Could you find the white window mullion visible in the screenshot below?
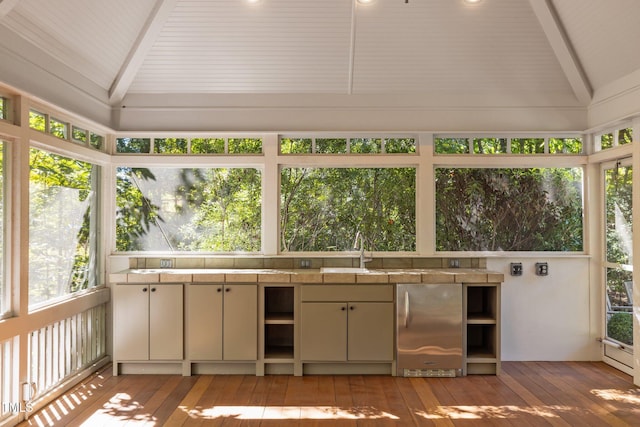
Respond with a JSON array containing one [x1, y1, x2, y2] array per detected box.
[[263, 133, 279, 255], [417, 132, 434, 255]]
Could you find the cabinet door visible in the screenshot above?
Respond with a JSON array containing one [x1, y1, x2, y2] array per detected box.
[[348, 302, 394, 361], [149, 284, 183, 360], [187, 284, 223, 360], [300, 302, 347, 361], [222, 285, 258, 360], [113, 285, 150, 361]]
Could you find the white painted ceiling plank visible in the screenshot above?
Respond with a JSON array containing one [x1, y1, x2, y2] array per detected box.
[[109, 0, 180, 104], [528, 0, 592, 105], [0, 0, 20, 17]]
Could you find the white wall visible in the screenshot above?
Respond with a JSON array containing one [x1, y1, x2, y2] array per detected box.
[[487, 256, 601, 362]]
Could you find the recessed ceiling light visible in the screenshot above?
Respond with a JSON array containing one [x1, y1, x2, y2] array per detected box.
[[463, 0, 483, 4], [357, 0, 375, 4]]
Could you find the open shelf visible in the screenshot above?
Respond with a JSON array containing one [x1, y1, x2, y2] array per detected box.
[[466, 324, 497, 358], [464, 284, 500, 375], [263, 286, 295, 363], [264, 313, 294, 324], [466, 286, 497, 320]]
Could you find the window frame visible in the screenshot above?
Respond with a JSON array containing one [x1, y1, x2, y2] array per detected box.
[[28, 145, 101, 310], [111, 132, 592, 257], [433, 146, 589, 255]]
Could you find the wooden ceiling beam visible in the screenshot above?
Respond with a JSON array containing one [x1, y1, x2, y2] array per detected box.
[[528, 0, 592, 105]]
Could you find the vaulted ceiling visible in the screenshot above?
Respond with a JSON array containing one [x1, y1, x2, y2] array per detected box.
[[1, 0, 639, 131]]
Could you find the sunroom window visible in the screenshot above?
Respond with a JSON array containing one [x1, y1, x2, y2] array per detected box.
[[29, 148, 98, 308], [116, 167, 261, 252], [280, 167, 416, 252], [435, 167, 584, 251]]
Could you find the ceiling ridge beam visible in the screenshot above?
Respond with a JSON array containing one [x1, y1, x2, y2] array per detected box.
[[528, 0, 592, 105], [0, 0, 20, 18], [108, 0, 179, 105]]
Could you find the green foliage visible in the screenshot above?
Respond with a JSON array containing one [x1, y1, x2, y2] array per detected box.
[[350, 138, 381, 154], [115, 168, 163, 251], [281, 138, 312, 154], [116, 138, 151, 153], [191, 138, 225, 154], [316, 138, 347, 154], [607, 312, 633, 346], [29, 110, 46, 132], [281, 138, 415, 154], [435, 168, 583, 251], [618, 128, 633, 145], [228, 138, 262, 154], [605, 166, 633, 264], [89, 133, 103, 150], [281, 168, 416, 252], [29, 148, 96, 304], [473, 138, 507, 154], [549, 137, 582, 154], [511, 138, 544, 154], [154, 138, 187, 154], [385, 138, 416, 153], [72, 126, 87, 143], [601, 133, 614, 149], [49, 118, 68, 139], [435, 138, 469, 154], [116, 167, 261, 251], [176, 168, 261, 251]]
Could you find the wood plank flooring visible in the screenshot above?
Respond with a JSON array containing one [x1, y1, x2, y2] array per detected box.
[[18, 362, 639, 426]]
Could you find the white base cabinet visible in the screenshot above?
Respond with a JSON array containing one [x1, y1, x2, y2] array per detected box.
[[113, 284, 184, 374], [300, 285, 394, 364], [186, 284, 257, 361]]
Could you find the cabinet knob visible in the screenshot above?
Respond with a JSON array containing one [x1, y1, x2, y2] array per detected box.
[[350, 305, 355, 310], [151, 287, 156, 292], [217, 288, 222, 292], [225, 287, 230, 292], [341, 306, 346, 311], [142, 287, 148, 292]]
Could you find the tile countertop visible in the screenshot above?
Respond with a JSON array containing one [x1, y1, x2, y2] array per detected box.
[[110, 268, 504, 285]]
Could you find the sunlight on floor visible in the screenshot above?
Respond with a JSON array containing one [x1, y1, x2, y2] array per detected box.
[[25, 384, 640, 425], [591, 388, 640, 405], [28, 391, 158, 427], [189, 405, 399, 420], [415, 404, 575, 420]]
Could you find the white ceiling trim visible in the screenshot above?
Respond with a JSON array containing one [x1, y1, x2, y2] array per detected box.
[[0, 0, 19, 18], [528, 0, 592, 105], [108, 0, 179, 105]]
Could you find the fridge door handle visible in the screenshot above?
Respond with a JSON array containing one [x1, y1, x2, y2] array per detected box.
[[404, 290, 410, 328]]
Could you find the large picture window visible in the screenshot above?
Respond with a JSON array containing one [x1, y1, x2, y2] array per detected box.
[[116, 167, 261, 252], [29, 148, 98, 307], [435, 167, 583, 251], [280, 167, 416, 252]]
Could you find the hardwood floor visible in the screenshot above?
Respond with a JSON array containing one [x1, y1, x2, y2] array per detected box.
[[18, 362, 639, 426]]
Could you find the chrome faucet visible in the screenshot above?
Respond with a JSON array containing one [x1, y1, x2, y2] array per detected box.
[[353, 231, 373, 269]]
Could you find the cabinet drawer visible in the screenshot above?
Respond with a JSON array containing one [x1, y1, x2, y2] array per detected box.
[[301, 285, 393, 302]]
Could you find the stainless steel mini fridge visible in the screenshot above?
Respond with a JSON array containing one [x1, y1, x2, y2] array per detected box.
[[396, 283, 463, 377]]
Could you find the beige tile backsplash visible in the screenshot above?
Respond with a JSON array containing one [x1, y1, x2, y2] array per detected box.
[[128, 256, 487, 270]]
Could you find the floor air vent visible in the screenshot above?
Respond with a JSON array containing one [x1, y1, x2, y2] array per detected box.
[[402, 368, 458, 378]]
